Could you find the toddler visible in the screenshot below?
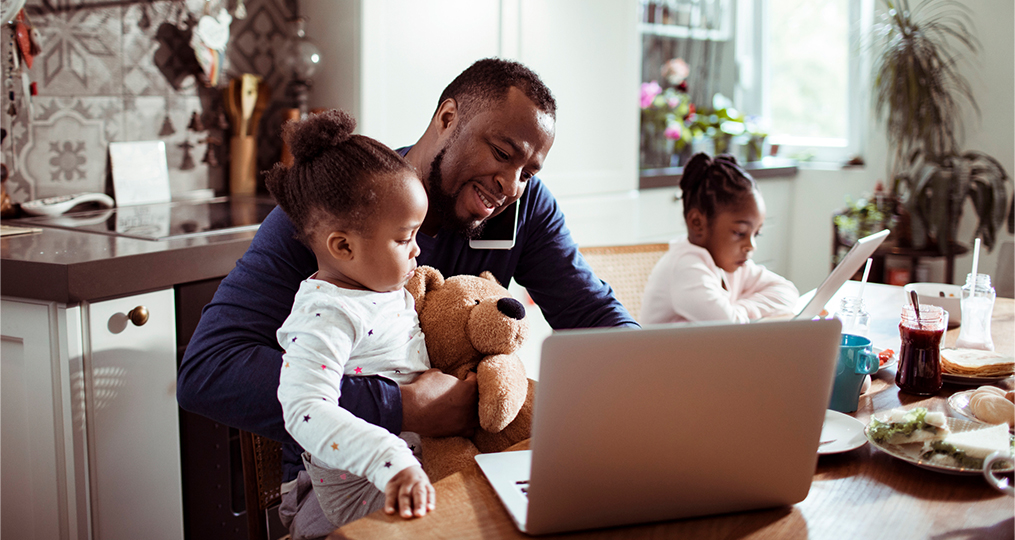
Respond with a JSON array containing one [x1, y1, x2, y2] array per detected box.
[[266, 110, 434, 533], [641, 153, 799, 324]]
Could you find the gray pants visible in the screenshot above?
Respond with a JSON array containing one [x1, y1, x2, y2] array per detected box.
[[279, 433, 422, 540]]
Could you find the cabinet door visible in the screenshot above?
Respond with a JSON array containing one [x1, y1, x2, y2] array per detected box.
[[754, 178, 793, 276], [637, 187, 686, 243], [1, 299, 86, 540], [516, 0, 641, 198], [86, 289, 183, 540]]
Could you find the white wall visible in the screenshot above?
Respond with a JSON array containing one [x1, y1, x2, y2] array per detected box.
[[787, 0, 1014, 291], [301, 0, 1013, 293]]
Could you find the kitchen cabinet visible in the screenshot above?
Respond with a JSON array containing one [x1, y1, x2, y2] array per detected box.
[[753, 177, 793, 276], [303, 0, 641, 200], [1, 289, 183, 540]]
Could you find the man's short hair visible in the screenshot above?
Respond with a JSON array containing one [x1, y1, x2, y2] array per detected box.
[[436, 58, 557, 121]]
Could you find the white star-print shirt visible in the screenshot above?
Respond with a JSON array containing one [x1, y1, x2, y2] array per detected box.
[[277, 277, 430, 492]]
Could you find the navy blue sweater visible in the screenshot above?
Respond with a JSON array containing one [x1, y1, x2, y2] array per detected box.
[[177, 171, 637, 481]]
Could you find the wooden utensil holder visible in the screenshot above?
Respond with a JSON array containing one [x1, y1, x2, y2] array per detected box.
[[230, 135, 257, 196]]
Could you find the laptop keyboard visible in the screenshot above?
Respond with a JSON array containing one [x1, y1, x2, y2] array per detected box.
[[516, 479, 529, 498]]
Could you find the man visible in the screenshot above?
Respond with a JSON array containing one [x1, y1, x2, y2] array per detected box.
[[177, 58, 636, 537]]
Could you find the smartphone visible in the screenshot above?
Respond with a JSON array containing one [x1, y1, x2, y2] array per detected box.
[[469, 201, 519, 250]]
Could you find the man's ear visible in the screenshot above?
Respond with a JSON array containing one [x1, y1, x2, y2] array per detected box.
[[433, 98, 459, 137], [326, 231, 354, 261]]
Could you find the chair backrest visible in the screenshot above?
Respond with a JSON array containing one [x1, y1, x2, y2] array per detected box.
[[579, 243, 669, 323], [239, 430, 283, 540]]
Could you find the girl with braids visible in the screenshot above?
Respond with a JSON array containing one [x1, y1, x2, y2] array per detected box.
[[267, 109, 435, 534], [640, 153, 799, 324]]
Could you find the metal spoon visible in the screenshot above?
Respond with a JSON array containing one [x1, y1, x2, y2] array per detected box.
[[909, 289, 922, 328]]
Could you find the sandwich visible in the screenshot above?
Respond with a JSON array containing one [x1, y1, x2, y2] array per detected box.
[[921, 423, 1013, 469], [868, 407, 950, 445], [870, 407, 1014, 469]]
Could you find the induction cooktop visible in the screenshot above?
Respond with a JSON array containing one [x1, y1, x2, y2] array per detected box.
[[14, 196, 277, 241]]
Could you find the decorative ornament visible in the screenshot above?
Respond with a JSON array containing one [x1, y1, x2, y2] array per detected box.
[[187, 111, 205, 132], [201, 136, 221, 167], [190, 8, 231, 87], [159, 114, 176, 136], [178, 140, 195, 170], [13, 17, 32, 69]]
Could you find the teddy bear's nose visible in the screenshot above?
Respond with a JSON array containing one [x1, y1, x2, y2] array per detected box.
[[496, 297, 525, 320]]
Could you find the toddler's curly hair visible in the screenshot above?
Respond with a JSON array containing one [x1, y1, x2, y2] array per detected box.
[[264, 109, 413, 244], [679, 152, 757, 220]]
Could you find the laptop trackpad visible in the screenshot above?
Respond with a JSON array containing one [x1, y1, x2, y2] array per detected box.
[[475, 450, 532, 532]]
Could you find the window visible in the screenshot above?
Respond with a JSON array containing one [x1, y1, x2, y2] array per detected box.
[[735, 0, 872, 163]]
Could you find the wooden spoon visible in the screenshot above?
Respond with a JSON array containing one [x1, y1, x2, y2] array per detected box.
[[248, 80, 271, 136], [238, 73, 260, 138], [223, 78, 241, 136]]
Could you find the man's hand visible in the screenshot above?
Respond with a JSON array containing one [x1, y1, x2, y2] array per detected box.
[[400, 369, 479, 437], [384, 465, 435, 518]]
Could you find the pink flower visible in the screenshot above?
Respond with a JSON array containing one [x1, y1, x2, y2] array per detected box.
[[640, 81, 662, 109], [666, 95, 682, 109], [664, 123, 682, 140], [662, 58, 690, 86]]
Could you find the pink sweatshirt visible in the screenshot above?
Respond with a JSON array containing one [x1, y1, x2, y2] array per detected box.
[[640, 236, 799, 324]]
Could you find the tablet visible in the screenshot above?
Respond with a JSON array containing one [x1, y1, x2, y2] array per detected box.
[[794, 229, 890, 319]]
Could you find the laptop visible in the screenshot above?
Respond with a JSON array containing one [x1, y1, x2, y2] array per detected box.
[[793, 229, 890, 320], [475, 318, 842, 535]]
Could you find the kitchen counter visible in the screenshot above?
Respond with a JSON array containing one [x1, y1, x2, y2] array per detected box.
[[1, 197, 272, 304]]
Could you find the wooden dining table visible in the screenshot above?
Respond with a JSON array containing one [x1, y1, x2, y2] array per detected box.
[[331, 282, 1014, 539]]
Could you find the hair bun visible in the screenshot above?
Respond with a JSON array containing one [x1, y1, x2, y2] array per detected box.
[[284, 109, 357, 163]]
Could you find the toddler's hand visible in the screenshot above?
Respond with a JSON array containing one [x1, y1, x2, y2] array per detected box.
[[384, 465, 435, 519]]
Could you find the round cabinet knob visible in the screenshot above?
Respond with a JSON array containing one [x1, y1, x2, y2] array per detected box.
[[127, 306, 149, 326]]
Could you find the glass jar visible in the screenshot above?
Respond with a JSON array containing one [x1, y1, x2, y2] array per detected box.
[[835, 297, 870, 338], [955, 273, 995, 351], [896, 304, 947, 395]]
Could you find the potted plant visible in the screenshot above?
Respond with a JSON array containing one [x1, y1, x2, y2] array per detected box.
[[871, 0, 1011, 254], [639, 80, 692, 169]]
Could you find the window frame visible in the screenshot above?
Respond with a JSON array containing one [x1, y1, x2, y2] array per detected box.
[[734, 0, 874, 164]]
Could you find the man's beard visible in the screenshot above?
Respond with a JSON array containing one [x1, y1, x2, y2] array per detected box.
[[426, 147, 486, 239]]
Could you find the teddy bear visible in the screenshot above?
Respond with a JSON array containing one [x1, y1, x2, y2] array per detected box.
[[406, 265, 535, 482]]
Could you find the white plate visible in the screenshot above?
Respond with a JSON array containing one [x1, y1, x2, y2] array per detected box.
[[942, 372, 1014, 386], [873, 347, 897, 373], [948, 389, 1015, 432], [865, 417, 1015, 475], [818, 410, 868, 455]]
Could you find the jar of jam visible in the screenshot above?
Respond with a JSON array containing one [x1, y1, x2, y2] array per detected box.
[[896, 304, 947, 395]]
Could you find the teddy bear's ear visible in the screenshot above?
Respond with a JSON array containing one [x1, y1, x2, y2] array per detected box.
[[478, 271, 501, 287], [406, 266, 444, 314]]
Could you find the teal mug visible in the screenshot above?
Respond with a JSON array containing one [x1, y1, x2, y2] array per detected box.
[[829, 334, 879, 413]]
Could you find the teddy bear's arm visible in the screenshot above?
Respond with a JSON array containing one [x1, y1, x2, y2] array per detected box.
[[476, 353, 529, 433]]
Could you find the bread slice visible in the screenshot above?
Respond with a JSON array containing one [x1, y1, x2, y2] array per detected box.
[[943, 423, 1011, 459]]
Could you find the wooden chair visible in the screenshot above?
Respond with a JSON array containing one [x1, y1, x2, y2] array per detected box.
[[579, 243, 669, 322], [239, 430, 284, 540]]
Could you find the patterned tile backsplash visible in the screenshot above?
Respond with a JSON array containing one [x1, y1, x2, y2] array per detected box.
[[1, 0, 298, 203]]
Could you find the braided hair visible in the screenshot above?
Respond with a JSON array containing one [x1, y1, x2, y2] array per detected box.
[[679, 153, 757, 220], [264, 109, 413, 245], [436, 58, 557, 122]]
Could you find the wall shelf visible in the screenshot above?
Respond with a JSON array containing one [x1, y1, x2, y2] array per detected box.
[[639, 22, 729, 41], [639, 157, 798, 190]]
